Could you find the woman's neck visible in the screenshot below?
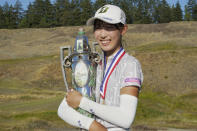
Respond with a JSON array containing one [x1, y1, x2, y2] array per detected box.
[[105, 46, 122, 61]]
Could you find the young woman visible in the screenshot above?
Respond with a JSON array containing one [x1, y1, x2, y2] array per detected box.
[[58, 4, 143, 131]]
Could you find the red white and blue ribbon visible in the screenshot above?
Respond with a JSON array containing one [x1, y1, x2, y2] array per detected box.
[[100, 47, 126, 99]]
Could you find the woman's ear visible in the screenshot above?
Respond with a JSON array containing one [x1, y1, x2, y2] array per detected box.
[[121, 24, 128, 35]]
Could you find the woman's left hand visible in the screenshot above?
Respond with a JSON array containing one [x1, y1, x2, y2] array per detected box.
[[66, 89, 82, 109]]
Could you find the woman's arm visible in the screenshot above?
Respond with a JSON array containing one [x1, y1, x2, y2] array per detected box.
[[66, 86, 138, 129], [58, 97, 107, 131]]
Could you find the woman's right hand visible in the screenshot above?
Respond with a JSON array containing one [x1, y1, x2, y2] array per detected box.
[[89, 120, 107, 131]]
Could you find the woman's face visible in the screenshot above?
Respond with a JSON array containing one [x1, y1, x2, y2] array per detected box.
[[94, 20, 127, 56]]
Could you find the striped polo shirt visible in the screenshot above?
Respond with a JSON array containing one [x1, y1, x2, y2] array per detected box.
[[95, 49, 143, 131]]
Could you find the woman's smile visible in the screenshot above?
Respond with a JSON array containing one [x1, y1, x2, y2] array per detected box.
[[100, 39, 111, 46]]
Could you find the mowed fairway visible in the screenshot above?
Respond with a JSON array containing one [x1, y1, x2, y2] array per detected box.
[[0, 56, 77, 130], [0, 22, 197, 130]]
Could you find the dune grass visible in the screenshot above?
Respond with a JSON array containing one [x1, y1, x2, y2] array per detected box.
[[0, 22, 197, 130], [0, 79, 69, 130], [134, 89, 197, 128], [1, 76, 196, 130], [127, 41, 197, 53]]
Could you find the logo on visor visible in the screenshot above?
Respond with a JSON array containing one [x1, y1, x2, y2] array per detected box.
[[98, 6, 109, 13]]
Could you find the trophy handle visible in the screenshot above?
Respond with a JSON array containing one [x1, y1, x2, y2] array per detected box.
[[60, 46, 72, 92], [92, 42, 99, 53], [92, 42, 101, 63]]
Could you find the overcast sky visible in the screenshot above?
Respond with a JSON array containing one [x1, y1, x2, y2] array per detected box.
[[0, 0, 188, 10]]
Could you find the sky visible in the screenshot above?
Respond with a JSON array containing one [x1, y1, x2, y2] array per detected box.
[[0, 0, 188, 10]]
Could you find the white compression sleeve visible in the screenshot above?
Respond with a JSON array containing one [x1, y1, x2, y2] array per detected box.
[[57, 98, 94, 130], [79, 94, 138, 129]]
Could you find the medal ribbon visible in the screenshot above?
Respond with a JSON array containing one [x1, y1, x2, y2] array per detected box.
[[100, 47, 125, 99]]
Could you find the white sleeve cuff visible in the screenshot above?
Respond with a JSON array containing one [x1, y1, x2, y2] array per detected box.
[[57, 98, 94, 130], [79, 95, 138, 129]]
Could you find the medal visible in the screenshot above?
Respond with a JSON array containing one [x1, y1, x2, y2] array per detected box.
[[100, 47, 125, 99]]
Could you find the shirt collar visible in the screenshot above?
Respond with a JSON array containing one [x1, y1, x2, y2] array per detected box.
[[104, 48, 122, 63]]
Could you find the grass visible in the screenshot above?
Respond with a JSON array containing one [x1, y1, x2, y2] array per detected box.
[[0, 55, 56, 65], [0, 74, 196, 130], [0, 78, 68, 130], [134, 89, 197, 128], [0, 22, 197, 130], [127, 41, 197, 53], [0, 55, 72, 130]]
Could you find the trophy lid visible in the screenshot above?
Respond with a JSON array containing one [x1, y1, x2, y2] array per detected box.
[[73, 28, 91, 53], [78, 28, 85, 36]]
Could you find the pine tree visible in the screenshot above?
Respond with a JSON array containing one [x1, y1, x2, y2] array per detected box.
[[31, 0, 45, 27], [94, 0, 108, 11], [149, 0, 159, 22], [133, 0, 152, 24], [171, 4, 176, 21], [156, 0, 171, 23], [1, 2, 16, 28], [54, 0, 67, 26], [8, 5, 17, 28], [184, 5, 191, 21], [80, 0, 93, 25], [152, 0, 161, 23], [2, 2, 10, 28], [112, 0, 121, 6], [41, 0, 54, 27], [62, 0, 73, 26], [69, 0, 81, 26], [171, 2, 183, 21], [120, 0, 134, 24], [25, 3, 34, 27], [187, 0, 196, 20], [0, 6, 4, 28], [143, 0, 153, 24], [39, 17, 48, 27], [193, 4, 197, 20], [13, 0, 23, 28], [134, 0, 143, 23]]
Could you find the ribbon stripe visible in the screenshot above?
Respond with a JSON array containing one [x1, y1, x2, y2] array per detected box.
[[100, 48, 125, 99]]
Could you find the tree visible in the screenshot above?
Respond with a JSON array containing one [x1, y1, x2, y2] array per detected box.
[[94, 0, 108, 11], [1, 2, 16, 28], [80, 0, 93, 25], [134, 0, 143, 23], [193, 4, 197, 20], [39, 17, 48, 27], [133, 0, 152, 24], [171, 1, 183, 21], [21, 3, 34, 28], [54, 0, 70, 26], [155, 0, 171, 23], [8, 5, 16, 28], [152, 0, 161, 23], [112, 0, 121, 6], [184, 5, 191, 21], [142, 0, 153, 23], [54, 0, 66, 26], [13, 0, 23, 28], [31, 0, 45, 27], [2, 2, 10, 28], [41, 0, 54, 27], [69, 0, 81, 26], [120, 0, 134, 24], [0, 6, 4, 28], [186, 0, 196, 20]]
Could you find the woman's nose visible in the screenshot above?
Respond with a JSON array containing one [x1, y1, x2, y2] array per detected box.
[[100, 29, 107, 38]]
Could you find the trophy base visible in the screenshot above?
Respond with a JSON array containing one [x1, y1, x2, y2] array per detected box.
[[76, 108, 94, 118], [80, 129, 86, 131]]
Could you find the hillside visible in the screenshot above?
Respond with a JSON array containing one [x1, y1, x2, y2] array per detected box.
[[0, 22, 197, 130]]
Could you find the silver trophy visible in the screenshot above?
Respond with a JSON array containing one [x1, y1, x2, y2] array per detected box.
[[60, 28, 100, 118]]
